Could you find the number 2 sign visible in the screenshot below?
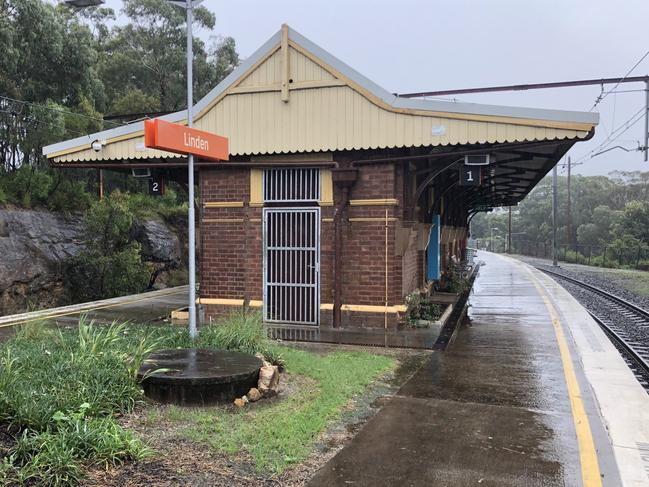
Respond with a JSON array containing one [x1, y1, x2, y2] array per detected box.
[[149, 175, 165, 196]]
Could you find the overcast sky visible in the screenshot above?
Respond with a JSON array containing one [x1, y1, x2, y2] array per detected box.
[[108, 0, 649, 176]]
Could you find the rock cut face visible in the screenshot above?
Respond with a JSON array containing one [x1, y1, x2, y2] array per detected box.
[[0, 209, 84, 315], [0, 209, 186, 316]]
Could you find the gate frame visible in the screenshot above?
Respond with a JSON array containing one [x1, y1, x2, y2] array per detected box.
[[262, 206, 321, 326]]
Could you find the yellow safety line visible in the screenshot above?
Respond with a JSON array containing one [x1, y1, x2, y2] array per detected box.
[[524, 265, 603, 487], [0, 288, 186, 329]]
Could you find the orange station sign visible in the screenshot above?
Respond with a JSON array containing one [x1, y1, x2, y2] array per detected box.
[[144, 118, 229, 161]]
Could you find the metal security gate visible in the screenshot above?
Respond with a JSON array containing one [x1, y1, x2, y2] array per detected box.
[[263, 208, 320, 325]]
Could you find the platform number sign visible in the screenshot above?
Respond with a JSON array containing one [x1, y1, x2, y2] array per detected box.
[[460, 165, 481, 186], [149, 175, 164, 196]]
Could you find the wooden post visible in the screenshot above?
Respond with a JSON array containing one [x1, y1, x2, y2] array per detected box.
[[280, 24, 290, 103], [97, 168, 104, 200]]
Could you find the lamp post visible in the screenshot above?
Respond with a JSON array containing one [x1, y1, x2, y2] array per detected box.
[[181, 0, 199, 339], [67, 0, 201, 338]]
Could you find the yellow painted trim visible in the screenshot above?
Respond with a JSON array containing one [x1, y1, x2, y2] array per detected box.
[[523, 266, 603, 487], [250, 169, 263, 206], [47, 129, 146, 159], [349, 198, 399, 206], [249, 218, 262, 222], [203, 201, 245, 208], [348, 217, 398, 223], [249, 203, 265, 208], [202, 218, 245, 223], [198, 301, 407, 312], [322, 218, 334, 223], [194, 44, 281, 120], [197, 298, 245, 306], [228, 79, 346, 95], [341, 304, 406, 313], [320, 168, 334, 206], [280, 24, 290, 102]]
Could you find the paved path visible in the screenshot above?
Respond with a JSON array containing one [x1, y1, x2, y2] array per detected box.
[[308, 252, 629, 487]]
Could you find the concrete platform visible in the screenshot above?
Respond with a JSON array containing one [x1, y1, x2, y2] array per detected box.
[[0, 286, 188, 339], [308, 252, 649, 487]]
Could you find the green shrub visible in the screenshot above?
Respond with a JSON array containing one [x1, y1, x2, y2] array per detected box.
[[0, 185, 8, 206], [404, 292, 443, 326], [11, 166, 54, 208], [165, 269, 188, 287], [47, 177, 93, 213], [65, 192, 150, 301], [198, 311, 284, 366]]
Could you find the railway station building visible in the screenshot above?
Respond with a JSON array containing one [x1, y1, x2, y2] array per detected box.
[[43, 25, 598, 329]]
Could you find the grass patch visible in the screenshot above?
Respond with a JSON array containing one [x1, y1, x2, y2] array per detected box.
[[598, 268, 649, 297], [164, 347, 395, 474], [0, 312, 287, 485]]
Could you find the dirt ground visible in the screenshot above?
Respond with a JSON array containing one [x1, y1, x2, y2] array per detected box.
[[83, 345, 429, 487]]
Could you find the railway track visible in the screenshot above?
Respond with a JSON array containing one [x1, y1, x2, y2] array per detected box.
[[538, 267, 649, 390]]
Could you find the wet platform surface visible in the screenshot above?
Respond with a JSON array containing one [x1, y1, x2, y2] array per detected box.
[[0, 286, 188, 340], [308, 252, 622, 487], [266, 324, 441, 349]]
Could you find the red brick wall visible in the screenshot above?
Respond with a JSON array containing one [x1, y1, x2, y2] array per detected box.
[[199, 162, 411, 328], [200, 168, 250, 302]]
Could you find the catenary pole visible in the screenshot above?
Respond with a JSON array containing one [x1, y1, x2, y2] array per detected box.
[[186, 0, 197, 339], [645, 80, 648, 162], [508, 206, 512, 253], [566, 156, 572, 249], [552, 164, 558, 267]]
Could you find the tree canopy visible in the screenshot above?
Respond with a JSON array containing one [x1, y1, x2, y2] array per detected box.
[[471, 170, 649, 266], [0, 0, 239, 170]]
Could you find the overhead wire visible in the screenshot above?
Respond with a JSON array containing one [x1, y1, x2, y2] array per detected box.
[[572, 105, 646, 165], [0, 95, 124, 128], [590, 49, 649, 111]]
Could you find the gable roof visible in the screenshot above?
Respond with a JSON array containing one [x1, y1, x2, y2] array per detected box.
[[43, 25, 598, 162]]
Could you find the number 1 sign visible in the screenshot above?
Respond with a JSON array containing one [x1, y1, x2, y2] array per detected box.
[[459, 165, 481, 186]]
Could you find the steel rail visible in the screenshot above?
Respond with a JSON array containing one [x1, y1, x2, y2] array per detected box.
[[538, 267, 649, 380], [539, 267, 649, 320]]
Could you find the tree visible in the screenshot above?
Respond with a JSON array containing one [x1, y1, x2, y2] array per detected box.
[[99, 0, 239, 114], [0, 0, 106, 170], [614, 200, 649, 244], [66, 193, 150, 301]]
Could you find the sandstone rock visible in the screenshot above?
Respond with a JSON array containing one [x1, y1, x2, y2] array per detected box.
[[0, 209, 84, 315], [234, 397, 246, 408], [131, 219, 181, 263], [247, 387, 262, 402], [258, 365, 280, 397], [0, 208, 186, 315], [254, 352, 271, 368]]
